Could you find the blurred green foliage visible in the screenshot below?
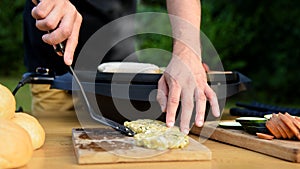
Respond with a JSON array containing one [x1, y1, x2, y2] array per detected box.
[[136, 0, 172, 67], [0, 0, 299, 105], [0, 0, 25, 76], [137, 0, 300, 105], [200, 0, 300, 104]]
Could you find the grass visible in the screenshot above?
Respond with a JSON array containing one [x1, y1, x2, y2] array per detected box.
[[0, 76, 32, 113]]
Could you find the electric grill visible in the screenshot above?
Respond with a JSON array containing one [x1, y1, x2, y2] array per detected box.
[[13, 68, 251, 125]]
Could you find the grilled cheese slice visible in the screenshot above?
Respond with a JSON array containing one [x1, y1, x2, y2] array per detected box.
[[124, 119, 189, 150]]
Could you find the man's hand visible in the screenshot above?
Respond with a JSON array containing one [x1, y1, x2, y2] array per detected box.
[[160, 0, 220, 134], [157, 42, 220, 134], [31, 0, 82, 65]]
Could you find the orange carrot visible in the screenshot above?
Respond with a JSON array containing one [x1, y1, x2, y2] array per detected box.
[[285, 112, 300, 130], [266, 120, 281, 139], [276, 115, 294, 139], [295, 116, 300, 123], [256, 133, 274, 140], [271, 114, 287, 139], [279, 113, 300, 140]]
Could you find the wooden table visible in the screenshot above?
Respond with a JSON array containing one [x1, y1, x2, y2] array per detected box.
[[20, 115, 299, 169]]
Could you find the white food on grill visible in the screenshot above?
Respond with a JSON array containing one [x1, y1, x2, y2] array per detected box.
[[124, 119, 189, 150], [98, 62, 161, 74]]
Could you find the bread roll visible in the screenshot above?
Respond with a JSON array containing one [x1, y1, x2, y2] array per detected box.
[[0, 84, 15, 120], [98, 62, 160, 74], [0, 119, 33, 168], [11, 113, 46, 150]]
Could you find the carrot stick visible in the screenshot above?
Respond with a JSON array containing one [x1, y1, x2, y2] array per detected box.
[[256, 132, 274, 140], [276, 115, 294, 139], [284, 112, 300, 130], [279, 113, 299, 140], [266, 120, 282, 139], [271, 114, 287, 139], [295, 116, 300, 123]]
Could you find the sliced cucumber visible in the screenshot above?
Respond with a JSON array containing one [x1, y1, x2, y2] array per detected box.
[[235, 117, 267, 123], [244, 126, 270, 135], [218, 121, 243, 130], [238, 121, 266, 127], [235, 117, 267, 131], [264, 114, 272, 120]]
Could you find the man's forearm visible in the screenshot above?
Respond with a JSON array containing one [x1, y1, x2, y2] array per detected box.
[[159, 1, 220, 132], [166, 0, 201, 57], [166, 0, 201, 29]]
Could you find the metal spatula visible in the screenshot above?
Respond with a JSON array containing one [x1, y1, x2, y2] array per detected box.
[[68, 65, 135, 136]]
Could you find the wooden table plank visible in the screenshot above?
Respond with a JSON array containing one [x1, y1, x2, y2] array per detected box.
[[72, 128, 211, 164], [190, 121, 300, 163], [19, 116, 300, 169]]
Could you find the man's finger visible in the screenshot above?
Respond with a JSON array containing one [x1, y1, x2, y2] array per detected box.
[[179, 89, 194, 134], [64, 13, 82, 65], [195, 88, 207, 127], [41, 10, 76, 46], [205, 84, 220, 118], [32, 0, 54, 20], [166, 78, 181, 127], [35, 2, 64, 31], [157, 76, 168, 112], [32, 0, 38, 5]]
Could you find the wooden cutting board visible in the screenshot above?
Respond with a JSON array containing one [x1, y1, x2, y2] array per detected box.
[[190, 121, 300, 163], [72, 128, 211, 164]]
